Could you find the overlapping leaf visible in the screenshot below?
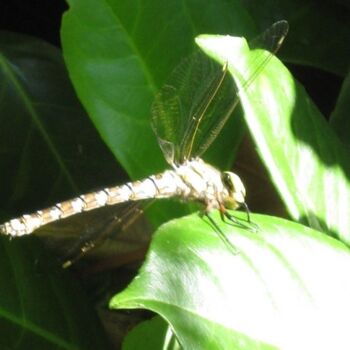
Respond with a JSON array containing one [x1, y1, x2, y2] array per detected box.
[[111, 212, 350, 349], [198, 34, 350, 244]]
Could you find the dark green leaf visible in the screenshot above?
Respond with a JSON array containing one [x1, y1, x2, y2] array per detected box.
[[0, 31, 121, 216], [122, 316, 180, 350], [0, 31, 111, 349], [0, 237, 108, 349], [244, 0, 350, 76], [330, 71, 350, 145]]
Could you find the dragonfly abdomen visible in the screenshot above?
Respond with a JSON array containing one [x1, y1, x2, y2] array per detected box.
[[0, 169, 188, 237], [0, 159, 244, 237]]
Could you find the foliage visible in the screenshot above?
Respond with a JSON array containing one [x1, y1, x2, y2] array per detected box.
[[0, 0, 349, 349]]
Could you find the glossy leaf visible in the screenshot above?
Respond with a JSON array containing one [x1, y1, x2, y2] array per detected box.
[[60, 1, 286, 228], [60, 0, 256, 180], [111, 212, 350, 349], [197, 35, 350, 244]]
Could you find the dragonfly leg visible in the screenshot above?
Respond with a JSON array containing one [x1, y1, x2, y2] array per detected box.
[[202, 211, 239, 255], [223, 209, 259, 232], [241, 201, 251, 223]]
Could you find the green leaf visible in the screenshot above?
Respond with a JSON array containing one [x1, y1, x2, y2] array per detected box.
[[122, 316, 180, 350], [0, 32, 111, 349], [0, 237, 108, 349], [111, 212, 350, 349], [61, 0, 257, 179], [197, 34, 350, 244], [60, 0, 260, 226], [330, 70, 350, 145], [0, 31, 120, 215]]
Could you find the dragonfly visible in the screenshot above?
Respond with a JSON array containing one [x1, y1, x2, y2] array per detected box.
[[0, 21, 288, 267]]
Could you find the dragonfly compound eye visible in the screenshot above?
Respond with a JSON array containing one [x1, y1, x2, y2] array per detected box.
[[222, 171, 246, 205]]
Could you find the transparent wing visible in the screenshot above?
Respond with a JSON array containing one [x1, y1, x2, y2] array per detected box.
[[34, 201, 152, 267], [151, 20, 288, 165], [151, 52, 233, 165]]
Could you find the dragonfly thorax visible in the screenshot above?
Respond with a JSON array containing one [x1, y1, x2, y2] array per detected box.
[[173, 158, 246, 212]]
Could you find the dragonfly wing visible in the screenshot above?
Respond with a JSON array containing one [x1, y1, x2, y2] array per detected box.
[[151, 21, 288, 164], [192, 20, 289, 160], [34, 201, 152, 267], [151, 50, 230, 165]]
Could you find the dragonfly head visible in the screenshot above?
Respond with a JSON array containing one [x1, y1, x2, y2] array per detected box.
[[221, 171, 246, 209]]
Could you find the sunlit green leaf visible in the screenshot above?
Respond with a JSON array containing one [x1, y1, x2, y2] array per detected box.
[[197, 34, 350, 244], [111, 212, 350, 349]]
